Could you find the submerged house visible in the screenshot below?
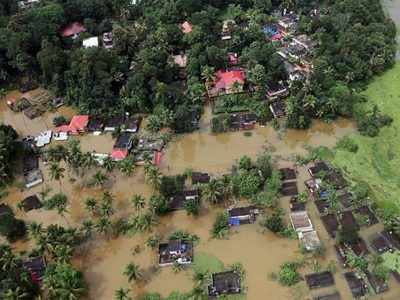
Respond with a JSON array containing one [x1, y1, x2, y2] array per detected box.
[[344, 272, 367, 298], [87, 118, 105, 135], [280, 181, 298, 196], [269, 101, 285, 118], [168, 190, 199, 211], [371, 233, 394, 254], [313, 292, 341, 300], [21, 195, 42, 212], [191, 172, 210, 184], [60, 22, 86, 40], [365, 270, 389, 294], [158, 240, 193, 266], [221, 19, 235, 40], [320, 214, 339, 238], [180, 21, 192, 34], [280, 168, 297, 181], [290, 196, 306, 212], [208, 69, 245, 98], [299, 230, 321, 251], [0, 204, 13, 216], [229, 113, 257, 131], [308, 161, 330, 177], [82, 37, 99, 48], [290, 211, 313, 233], [103, 32, 113, 49], [56, 115, 89, 135], [104, 116, 125, 132], [24, 169, 43, 189], [305, 271, 334, 289], [208, 271, 241, 297], [228, 206, 259, 225], [266, 82, 288, 99], [23, 257, 46, 284], [111, 133, 133, 161]]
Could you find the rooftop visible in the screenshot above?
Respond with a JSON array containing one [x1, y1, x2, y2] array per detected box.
[[208, 271, 241, 297], [61, 22, 86, 38], [21, 195, 42, 212]]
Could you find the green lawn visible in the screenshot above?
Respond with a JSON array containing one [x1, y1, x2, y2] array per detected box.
[[332, 63, 400, 212]]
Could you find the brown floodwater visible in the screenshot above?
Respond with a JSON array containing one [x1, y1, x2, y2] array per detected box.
[[2, 92, 399, 299]]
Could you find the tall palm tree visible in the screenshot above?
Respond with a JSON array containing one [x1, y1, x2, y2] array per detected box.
[[91, 171, 108, 188], [114, 287, 131, 300], [96, 217, 112, 236], [28, 222, 44, 240], [81, 220, 94, 239], [84, 197, 98, 215], [201, 66, 215, 85], [0, 245, 18, 272], [201, 179, 223, 204], [3, 287, 29, 300], [49, 162, 65, 191], [44, 193, 68, 221], [118, 157, 135, 176], [131, 194, 145, 211], [123, 263, 142, 282], [103, 156, 115, 173], [53, 244, 73, 263], [144, 162, 161, 190]]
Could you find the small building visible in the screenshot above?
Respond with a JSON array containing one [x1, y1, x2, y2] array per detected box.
[[180, 21, 192, 34], [313, 292, 341, 300], [292, 34, 315, 51], [172, 54, 187, 68], [23, 154, 39, 174], [325, 171, 347, 189], [51, 97, 64, 108], [0, 204, 13, 216], [104, 116, 125, 132], [228, 52, 238, 65], [18, 0, 40, 9], [290, 196, 306, 212], [228, 206, 259, 225], [83, 37, 99, 48], [34, 130, 52, 147], [320, 214, 339, 238], [371, 234, 393, 254], [344, 272, 367, 299], [353, 206, 378, 226], [221, 20, 235, 40], [7, 97, 31, 112], [266, 82, 288, 99], [277, 13, 298, 34], [24, 169, 43, 189], [314, 199, 330, 214], [208, 69, 246, 97], [280, 168, 296, 181], [24, 106, 45, 119], [158, 240, 193, 266], [299, 230, 321, 251], [337, 191, 352, 208], [53, 132, 68, 141], [281, 181, 298, 196], [208, 271, 241, 297], [60, 22, 86, 39], [168, 190, 199, 210], [23, 257, 46, 284], [87, 118, 105, 134], [102, 32, 113, 49], [308, 161, 330, 177], [305, 271, 334, 289], [365, 270, 389, 294], [381, 230, 400, 250], [114, 133, 133, 151], [111, 149, 128, 161], [192, 172, 210, 184], [91, 153, 110, 166], [304, 178, 322, 196], [290, 211, 313, 233], [56, 115, 89, 135], [21, 195, 42, 212], [269, 101, 285, 118], [339, 211, 359, 232], [123, 117, 141, 133]]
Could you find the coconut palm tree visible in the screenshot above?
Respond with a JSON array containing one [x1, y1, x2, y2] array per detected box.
[[201, 66, 215, 86], [103, 156, 115, 173], [131, 194, 146, 211], [144, 162, 161, 190], [52, 244, 73, 263], [46, 145, 68, 162], [91, 171, 108, 188], [114, 288, 131, 300], [84, 197, 98, 215], [118, 157, 135, 176], [27, 222, 44, 240], [3, 287, 29, 300], [49, 162, 65, 191], [0, 245, 18, 272], [123, 262, 142, 282], [201, 179, 223, 204], [100, 192, 114, 217], [44, 193, 69, 222], [80, 220, 94, 239], [96, 217, 112, 236]]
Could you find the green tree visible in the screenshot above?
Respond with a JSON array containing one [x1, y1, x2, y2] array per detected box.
[[124, 263, 142, 282], [114, 287, 131, 300]]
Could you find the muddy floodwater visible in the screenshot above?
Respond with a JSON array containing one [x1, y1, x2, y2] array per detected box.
[[2, 93, 400, 299]]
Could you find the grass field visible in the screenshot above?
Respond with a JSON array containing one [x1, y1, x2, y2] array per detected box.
[[332, 63, 400, 213]]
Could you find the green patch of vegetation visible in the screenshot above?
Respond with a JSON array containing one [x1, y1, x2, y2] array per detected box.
[[332, 64, 400, 213], [270, 261, 303, 287], [211, 212, 229, 239], [382, 250, 400, 273], [192, 252, 224, 275]]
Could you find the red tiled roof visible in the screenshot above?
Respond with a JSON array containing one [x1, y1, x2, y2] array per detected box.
[[180, 21, 192, 33], [55, 115, 88, 134], [214, 70, 245, 90], [153, 151, 162, 166], [60, 22, 86, 37], [111, 149, 128, 161]]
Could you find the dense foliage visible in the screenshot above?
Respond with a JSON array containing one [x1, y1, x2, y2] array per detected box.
[[0, 124, 18, 185]]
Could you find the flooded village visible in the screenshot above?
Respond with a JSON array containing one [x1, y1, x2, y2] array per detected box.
[[1, 1, 400, 300]]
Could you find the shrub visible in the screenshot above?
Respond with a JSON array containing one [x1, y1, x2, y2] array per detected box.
[[234, 170, 261, 198], [261, 210, 285, 233], [53, 115, 69, 127], [183, 198, 201, 216], [211, 212, 229, 239], [335, 136, 358, 153], [278, 262, 302, 286], [149, 195, 169, 216], [0, 213, 26, 242]]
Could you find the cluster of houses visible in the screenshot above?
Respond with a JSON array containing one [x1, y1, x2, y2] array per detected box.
[[303, 161, 400, 298], [60, 22, 114, 49]]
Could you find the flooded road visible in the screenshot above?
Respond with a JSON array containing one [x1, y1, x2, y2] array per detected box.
[[2, 92, 399, 299]]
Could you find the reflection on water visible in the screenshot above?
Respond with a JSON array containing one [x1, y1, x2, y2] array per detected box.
[[3, 93, 399, 299]]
